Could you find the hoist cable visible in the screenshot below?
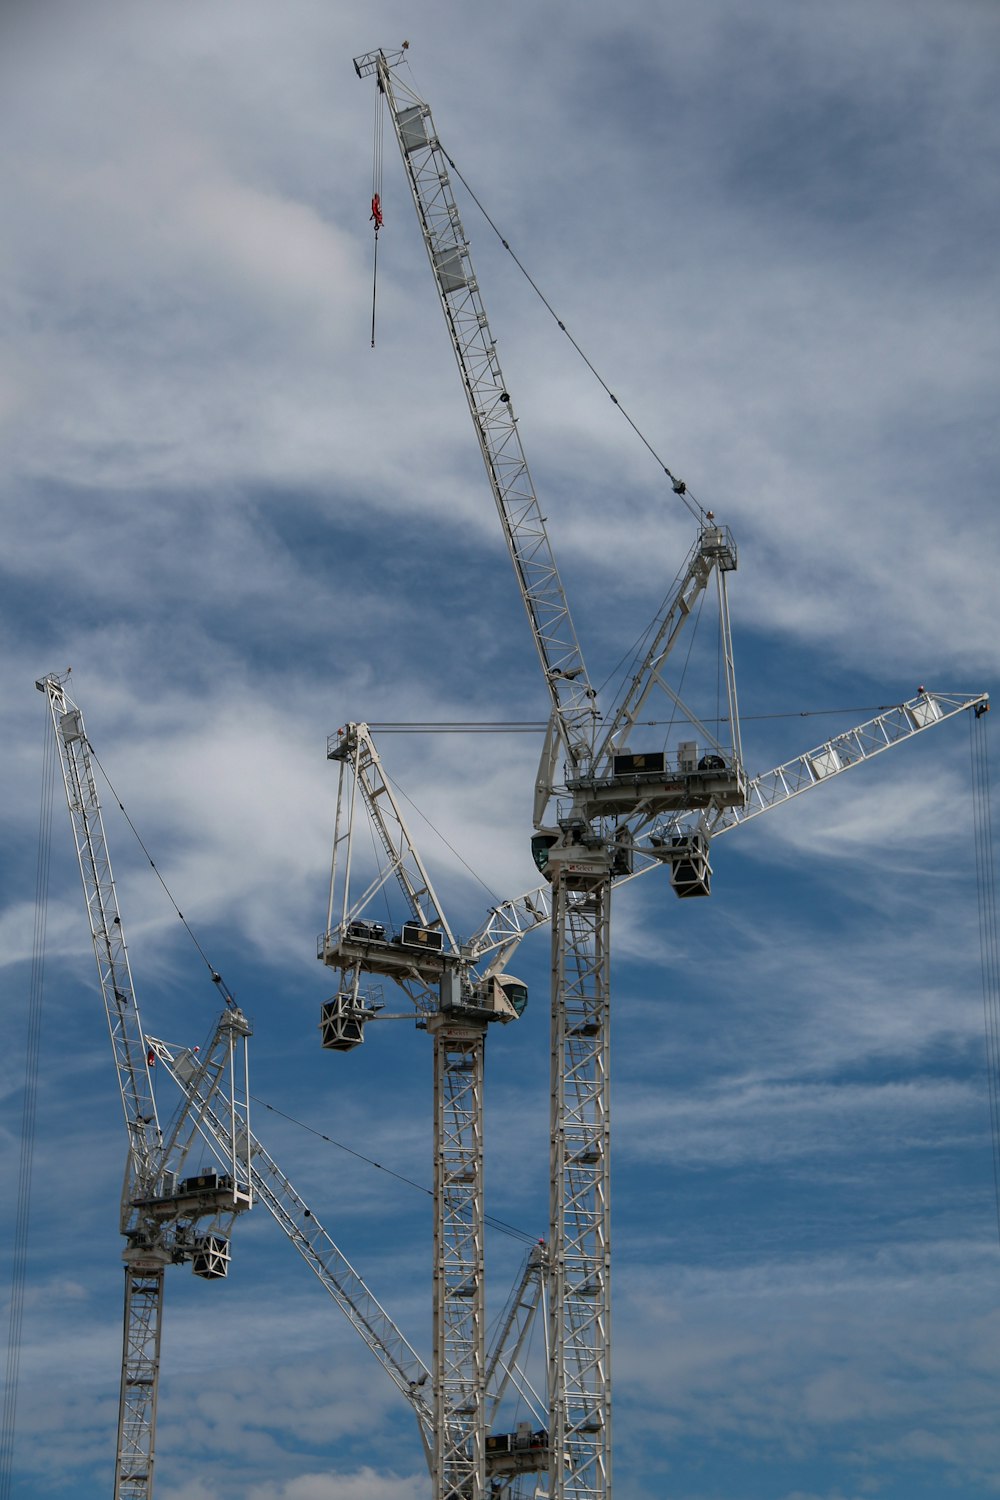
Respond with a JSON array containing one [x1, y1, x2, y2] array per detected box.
[[0, 714, 57, 1499], [370, 229, 381, 351], [660, 586, 708, 750], [970, 710, 1000, 1246], [440, 151, 707, 527], [85, 743, 237, 1010], [370, 75, 385, 347], [593, 553, 692, 707], [384, 769, 503, 908], [717, 598, 724, 752], [251, 1096, 539, 1246]]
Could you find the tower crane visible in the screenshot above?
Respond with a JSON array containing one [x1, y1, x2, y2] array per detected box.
[[38, 673, 253, 1500], [318, 721, 537, 1500], [352, 45, 990, 1500]]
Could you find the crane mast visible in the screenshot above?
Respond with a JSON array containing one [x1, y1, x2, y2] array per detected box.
[[39, 674, 252, 1500]]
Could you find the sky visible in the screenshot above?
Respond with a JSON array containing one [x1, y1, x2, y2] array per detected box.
[[1, 2, 999, 1498]]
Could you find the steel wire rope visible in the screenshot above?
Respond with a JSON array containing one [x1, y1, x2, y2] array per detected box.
[[513, 1295, 542, 1426], [366, 705, 903, 733], [513, 1304, 544, 1435], [384, 769, 504, 910], [717, 593, 725, 751], [85, 742, 238, 1009], [485, 1273, 545, 1436], [371, 723, 546, 733], [251, 1097, 539, 1247], [655, 584, 709, 756], [0, 714, 57, 1500], [591, 551, 692, 711], [592, 552, 732, 759], [973, 717, 1000, 1238], [970, 710, 1000, 1244], [369, 71, 384, 347], [436, 150, 707, 527], [363, 793, 396, 934]]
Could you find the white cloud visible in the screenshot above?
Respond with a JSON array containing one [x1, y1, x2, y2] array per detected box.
[[246, 1470, 425, 1500]]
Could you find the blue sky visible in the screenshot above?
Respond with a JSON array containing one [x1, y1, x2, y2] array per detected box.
[[2, 2, 999, 1498]]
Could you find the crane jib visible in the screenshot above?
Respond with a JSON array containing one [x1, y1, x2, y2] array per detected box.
[[363, 52, 596, 774]]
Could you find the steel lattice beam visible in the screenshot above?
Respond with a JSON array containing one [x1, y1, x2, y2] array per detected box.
[[359, 50, 596, 772], [42, 678, 161, 1191], [42, 675, 255, 1500]]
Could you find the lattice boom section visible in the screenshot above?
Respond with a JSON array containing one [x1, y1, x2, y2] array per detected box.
[[382, 70, 595, 760]]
